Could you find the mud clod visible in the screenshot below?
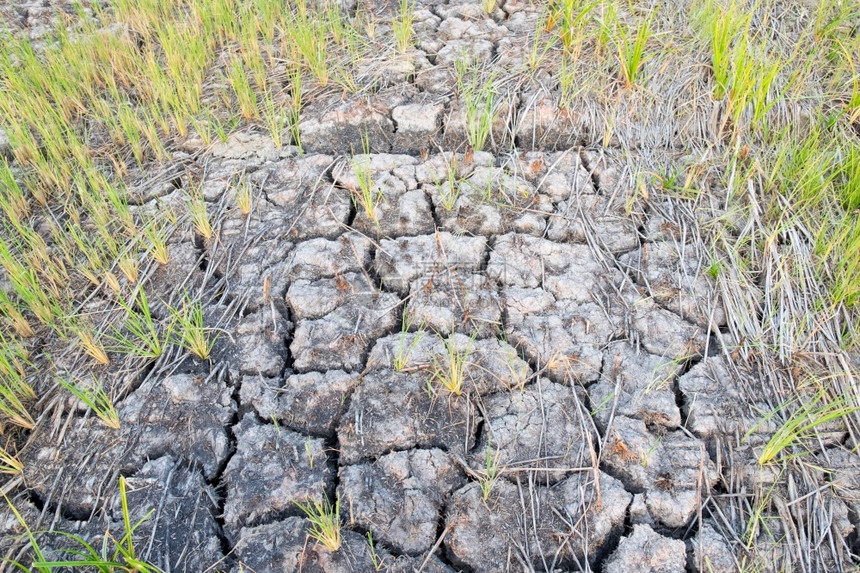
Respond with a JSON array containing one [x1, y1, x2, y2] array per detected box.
[[223, 414, 334, 536], [338, 448, 464, 555], [603, 523, 687, 573]]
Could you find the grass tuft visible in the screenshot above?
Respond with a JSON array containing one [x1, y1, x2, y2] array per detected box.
[[57, 375, 121, 429], [168, 297, 217, 360], [431, 334, 474, 396], [297, 494, 341, 551]]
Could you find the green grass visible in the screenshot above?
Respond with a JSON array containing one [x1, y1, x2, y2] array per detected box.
[[187, 189, 214, 240], [479, 442, 502, 501], [4, 477, 160, 572], [393, 314, 426, 372], [0, 0, 387, 438], [751, 389, 858, 465], [608, 6, 653, 89], [109, 290, 169, 360]]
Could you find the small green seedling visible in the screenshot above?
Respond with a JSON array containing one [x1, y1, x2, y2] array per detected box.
[[366, 530, 385, 570], [479, 442, 502, 500]]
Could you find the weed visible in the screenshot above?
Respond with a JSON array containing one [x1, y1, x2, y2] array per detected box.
[[297, 494, 341, 551], [482, 0, 497, 13], [57, 375, 121, 429]]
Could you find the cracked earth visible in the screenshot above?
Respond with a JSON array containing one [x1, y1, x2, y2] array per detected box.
[[2, 0, 859, 572]]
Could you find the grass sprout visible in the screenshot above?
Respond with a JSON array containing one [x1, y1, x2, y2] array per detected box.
[[168, 297, 217, 360], [394, 314, 426, 371], [297, 494, 341, 551], [288, 65, 303, 153], [753, 390, 859, 465], [144, 217, 171, 265], [455, 56, 500, 152], [233, 176, 255, 216], [349, 133, 382, 225], [58, 375, 121, 429], [393, 0, 414, 53], [479, 442, 502, 500], [431, 334, 474, 396], [187, 190, 214, 240], [109, 290, 169, 359]]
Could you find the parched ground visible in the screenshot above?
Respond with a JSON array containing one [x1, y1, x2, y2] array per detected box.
[[1, 0, 860, 572]]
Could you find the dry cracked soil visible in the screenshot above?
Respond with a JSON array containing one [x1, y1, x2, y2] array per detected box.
[[2, 0, 860, 572]]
